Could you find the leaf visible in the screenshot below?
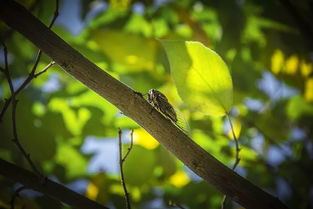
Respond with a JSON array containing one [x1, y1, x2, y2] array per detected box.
[[169, 170, 190, 187], [90, 29, 157, 72], [55, 143, 87, 179], [161, 40, 233, 116], [124, 145, 156, 186]]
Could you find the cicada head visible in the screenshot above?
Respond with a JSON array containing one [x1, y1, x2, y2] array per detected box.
[[147, 89, 156, 104]]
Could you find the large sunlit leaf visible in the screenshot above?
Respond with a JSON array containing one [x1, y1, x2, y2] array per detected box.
[[161, 40, 233, 116]]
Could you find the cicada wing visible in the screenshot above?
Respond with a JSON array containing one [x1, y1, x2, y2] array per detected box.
[[156, 93, 178, 122], [173, 107, 190, 135]]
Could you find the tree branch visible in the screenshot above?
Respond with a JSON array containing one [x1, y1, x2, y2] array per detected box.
[[118, 129, 133, 209], [0, 1, 289, 209], [0, 158, 109, 209]]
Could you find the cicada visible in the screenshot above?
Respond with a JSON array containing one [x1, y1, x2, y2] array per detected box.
[[146, 89, 189, 133], [147, 89, 178, 123]]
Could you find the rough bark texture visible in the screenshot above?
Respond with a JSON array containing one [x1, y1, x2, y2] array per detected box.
[[0, 1, 289, 209]]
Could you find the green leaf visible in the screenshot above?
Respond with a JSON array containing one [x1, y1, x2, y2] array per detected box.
[[124, 145, 156, 186], [55, 143, 87, 179], [90, 29, 157, 72], [161, 40, 233, 116], [287, 95, 313, 120]]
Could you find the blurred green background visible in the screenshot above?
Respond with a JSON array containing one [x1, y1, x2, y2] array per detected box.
[[1, 0, 313, 208]]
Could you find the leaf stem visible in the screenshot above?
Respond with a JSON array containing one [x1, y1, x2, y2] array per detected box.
[[221, 112, 241, 209]]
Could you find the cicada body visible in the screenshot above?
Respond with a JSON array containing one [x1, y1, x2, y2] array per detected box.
[[147, 89, 178, 123], [147, 89, 190, 134]]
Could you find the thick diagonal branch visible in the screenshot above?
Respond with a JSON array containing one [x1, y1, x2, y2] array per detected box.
[[0, 1, 288, 209]]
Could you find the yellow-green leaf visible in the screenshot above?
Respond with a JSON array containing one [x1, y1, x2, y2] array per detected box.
[[161, 40, 233, 116]]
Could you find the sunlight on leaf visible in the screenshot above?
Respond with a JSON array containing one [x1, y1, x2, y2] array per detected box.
[[109, 0, 131, 11], [56, 143, 87, 179], [271, 49, 284, 74], [285, 55, 298, 75], [48, 98, 91, 136], [239, 146, 258, 166], [86, 182, 99, 200], [133, 128, 159, 150], [286, 95, 313, 120], [131, 187, 142, 201], [86, 173, 108, 203], [304, 78, 313, 102], [169, 170, 190, 187], [161, 40, 233, 116], [90, 29, 157, 72], [301, 60, 313, 77], [32, 102, 46, 116], [227, 118, 242, 139], [109, 184, 124, 196]]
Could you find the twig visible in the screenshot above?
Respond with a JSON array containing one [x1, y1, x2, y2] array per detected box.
[[10, 186, 26, 209], [122, 130, 134, 162], [227, 114, 241, 170], [0, 0, 59, 121], [118, 129, 133, 209], [0, 60, 55, 121], [34, 61, 55, 77], [2, 43, 14, 93], [1, 43, 45, 177], [168, 200, 187, 209], [221, 113, 241, 209]]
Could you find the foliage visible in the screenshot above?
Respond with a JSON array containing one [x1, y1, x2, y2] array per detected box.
[[1, 0, 313, 209], [161, 40, 233, 116]]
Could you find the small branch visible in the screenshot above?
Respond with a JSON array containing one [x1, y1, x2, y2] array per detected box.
[[118, 129, 133, 209], [2, 43, 14, 93], [34, 61, 55, 77], [0, 43, 41, 177], [122, 129, 134, 162], [0, 61, 55, 121], [14, 0, 59, 93], [10, 186, 26, 209], [221, 113, 241, 209], [0, 0, 59, 121]]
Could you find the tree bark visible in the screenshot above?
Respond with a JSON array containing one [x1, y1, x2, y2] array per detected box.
[[0, 1, 289, 209], [0, 159, 108, 209]]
